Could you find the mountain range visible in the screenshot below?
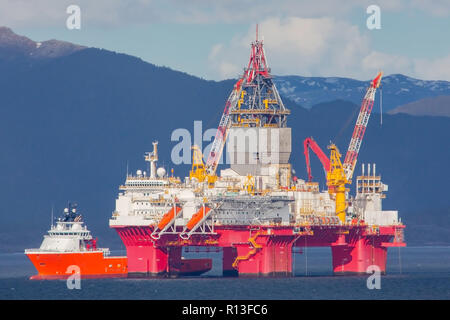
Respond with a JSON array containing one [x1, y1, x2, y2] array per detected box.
[[274, 74, 450, 113], [388, 95, 450, 117], [0, 27, 449, 252]]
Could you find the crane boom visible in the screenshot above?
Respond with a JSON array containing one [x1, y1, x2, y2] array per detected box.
[[343, 72, 383, 181], [303, 137, 330, 182], [205, 79, 243, 177], [300, 72, 382, 223]]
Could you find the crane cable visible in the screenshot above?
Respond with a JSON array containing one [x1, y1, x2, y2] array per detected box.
[[380, 84, 383, 126], [332, 101, 361, 146]]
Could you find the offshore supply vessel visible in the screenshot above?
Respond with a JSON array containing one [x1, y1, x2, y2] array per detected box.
[[26, 203, 212, 279], [109, 30, 405, 277], [25, 204, 127, 279]]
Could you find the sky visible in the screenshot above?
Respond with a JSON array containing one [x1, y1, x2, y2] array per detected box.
[[2, 0, 450, 81]]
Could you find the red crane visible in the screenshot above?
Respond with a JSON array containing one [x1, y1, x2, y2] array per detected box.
[[343, 71, 383, 181], [303, 137, 330, 182], [205, 79, 243, 178], [302, 72, 383, 183]]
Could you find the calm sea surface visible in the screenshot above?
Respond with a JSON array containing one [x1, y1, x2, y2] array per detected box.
[[0, 247, 449, 299]]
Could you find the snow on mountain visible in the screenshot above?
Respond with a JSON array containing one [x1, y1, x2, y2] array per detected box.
[[274, 74, 450, 111]]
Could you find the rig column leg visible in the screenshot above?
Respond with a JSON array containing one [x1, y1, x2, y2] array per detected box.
[[167, 247, 182, 276], [126, 244, 169, 277], [257, 240, 293, 277], [116, 227, 171, 277], [234, 239, 294, 277], [331, 236, 388, 275], [222, 247, 238, 277]]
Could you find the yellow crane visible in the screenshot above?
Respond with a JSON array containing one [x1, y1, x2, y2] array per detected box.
[[326, 144, 348, 223], [303, 72, 383, 223]]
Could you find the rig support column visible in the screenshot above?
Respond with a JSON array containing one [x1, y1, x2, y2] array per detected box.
[[126, 245, 182, 277], [331, 236, 387, 275], [233, 238, 294, 277], [222, 247, 238, 277]]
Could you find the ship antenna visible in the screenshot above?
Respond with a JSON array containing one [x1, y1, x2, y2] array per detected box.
[[51, 204, 54, 227]]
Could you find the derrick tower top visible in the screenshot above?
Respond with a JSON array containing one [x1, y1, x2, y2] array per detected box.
[[230, 26, 290, 128]]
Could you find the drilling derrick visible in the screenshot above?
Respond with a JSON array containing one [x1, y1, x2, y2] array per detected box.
[[231, 27, 289, 128], [226, 27, 292, 188], [205, 27, 291, 188]]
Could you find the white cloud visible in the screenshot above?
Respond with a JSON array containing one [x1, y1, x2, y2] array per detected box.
[[207, 17, 372, 79], [409, 0, 450, 17], [206, 17, 450, 81], [166, 0, 450, 23], [0, 1, 448, 80], [361, 51, 413, 75], [208, 44, 241, 78], [0, 0, 448, 28], [0, 0, 156, 28], [413, 54, 450, 81], [218, 62, 241, 79]]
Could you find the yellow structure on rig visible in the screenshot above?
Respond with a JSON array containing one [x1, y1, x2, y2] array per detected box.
[[243, 174, 255, 195], [303, 72, 384, 224], [189, 145, 206, 182], [189, 145, 218, 186], [326, 144, 349, 223]]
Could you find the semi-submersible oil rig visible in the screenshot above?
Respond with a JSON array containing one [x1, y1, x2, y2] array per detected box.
[[109, 30, 406, 277]]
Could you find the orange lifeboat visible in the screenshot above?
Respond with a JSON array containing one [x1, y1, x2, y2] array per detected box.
[[157, 206, 182, 230], [186, 206, 211, 231]]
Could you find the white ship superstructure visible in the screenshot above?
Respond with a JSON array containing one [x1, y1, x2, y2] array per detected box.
[[109, 142, 397, 231], [26, 204, 108, 255], [25, 204, 128, 279]]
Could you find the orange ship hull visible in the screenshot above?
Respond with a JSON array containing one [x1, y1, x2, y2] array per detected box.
[[26, 251, 127, 280]]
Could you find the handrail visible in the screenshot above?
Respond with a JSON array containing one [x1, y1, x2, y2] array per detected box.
[[232, 230, 263, 268]]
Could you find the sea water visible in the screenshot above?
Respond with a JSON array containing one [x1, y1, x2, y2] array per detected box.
[[0, 247, 448, 300]]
